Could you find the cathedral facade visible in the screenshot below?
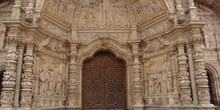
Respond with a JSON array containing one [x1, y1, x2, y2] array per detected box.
[[0, 0, 219, 110]]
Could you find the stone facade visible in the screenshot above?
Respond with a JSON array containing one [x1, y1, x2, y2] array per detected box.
[[0, 0, 219, 110]]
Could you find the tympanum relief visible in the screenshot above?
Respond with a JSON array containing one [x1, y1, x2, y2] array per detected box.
[[78, 0, 131, 28]]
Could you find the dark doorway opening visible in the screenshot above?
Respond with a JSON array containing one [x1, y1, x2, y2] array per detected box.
[[82, 51, 127, 110], [207, 71, 214, 104]]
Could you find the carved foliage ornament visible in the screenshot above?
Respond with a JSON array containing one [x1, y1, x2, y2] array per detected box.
[[20, 91, 32, 105], [1, 90, 14, 105]]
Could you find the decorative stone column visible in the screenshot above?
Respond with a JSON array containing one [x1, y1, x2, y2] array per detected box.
[[1, 28, 19, 108], [191, 28, 212, 106], [12, 0, 22, 19], [25, 0, 35, 23], [177, 38, 192, 104], [67, 42, 79, 107], [175, 0, 185, 24], [186, 41, 198, 104], [14, 41, 25, 107], [129, 39, 143, 108], [187, 0, 197, 20], [20, 40, 34, 108]]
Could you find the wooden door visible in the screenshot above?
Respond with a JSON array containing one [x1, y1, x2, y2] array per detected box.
[[82, 51, 127, 110]]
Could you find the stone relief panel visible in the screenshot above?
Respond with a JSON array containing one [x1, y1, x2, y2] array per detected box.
[[44, 0, 78, 23], [143, 35, 175, 58], [33, 54, 66, 108], [79, 33, 131, 43], [130, 0, 166, 23], [196, 4, 220, 48], [38, 20, 68, 39], [144, 53, 179, 105], [78, 0, 131, 28], [141, 20, 173, 39]]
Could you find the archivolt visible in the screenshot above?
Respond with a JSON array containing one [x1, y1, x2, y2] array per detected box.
[[76, 39, 132, 64], [205, 62, 219, 78]]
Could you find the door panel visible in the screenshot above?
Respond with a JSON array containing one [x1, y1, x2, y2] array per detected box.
[[82, 51, 126, 110]]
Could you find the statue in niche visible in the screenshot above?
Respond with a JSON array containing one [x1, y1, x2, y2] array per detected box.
[[156, 71, 162, 94], [48, 66, 56, 94], [39, 66, 48, 95], [56, 71, 63, 95], [167, 69, 173, 93], [148, 72, 155, 94], [162, 70, 167, 94]]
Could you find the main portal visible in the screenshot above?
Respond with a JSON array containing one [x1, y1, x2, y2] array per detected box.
[[82, 51, 127, 110]]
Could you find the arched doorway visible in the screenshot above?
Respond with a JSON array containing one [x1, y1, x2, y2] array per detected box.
[[82, 51, 127, 110], [206, 70, 216, 104], [0, 70, 5, 106]]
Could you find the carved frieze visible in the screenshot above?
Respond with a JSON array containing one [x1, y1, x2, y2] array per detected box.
[[79, 33, 131, 43]]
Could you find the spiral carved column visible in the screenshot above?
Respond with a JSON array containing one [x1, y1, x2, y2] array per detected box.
[[177, 39, 192, 104], [20, 41, 34, 107], [191, 29, 212, 106], [1, 28, 20, 107]]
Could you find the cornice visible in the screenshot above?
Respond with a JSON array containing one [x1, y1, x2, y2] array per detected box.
[[2, 19, 38, 29]]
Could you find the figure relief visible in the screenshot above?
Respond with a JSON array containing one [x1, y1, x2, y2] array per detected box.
[[145, 54, 179, 105], [45, 0, 77, 22], [78, 0, 130, 28], [33, 55, 66, 108], [144, 36, 173, 54], [37, 36, 66, 56], [131, 0, 165, 22]]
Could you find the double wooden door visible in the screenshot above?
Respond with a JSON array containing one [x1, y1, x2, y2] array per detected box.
[[82, 51, 127, 110]]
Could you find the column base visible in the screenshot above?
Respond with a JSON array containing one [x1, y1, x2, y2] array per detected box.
[[143, 105, 217, 110], [133, 105, 144, 110]]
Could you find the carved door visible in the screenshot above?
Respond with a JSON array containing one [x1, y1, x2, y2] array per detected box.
[[82, 51, 127, 110]]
